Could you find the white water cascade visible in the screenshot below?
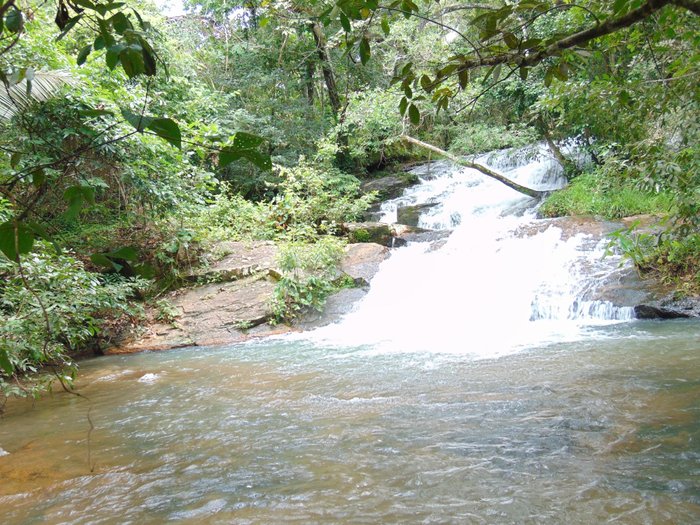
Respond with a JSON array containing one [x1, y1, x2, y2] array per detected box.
[[307, 146, 635, 357]]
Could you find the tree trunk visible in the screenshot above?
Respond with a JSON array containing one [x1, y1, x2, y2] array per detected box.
[[310, 22, 341, 120], [305, 60, 315, 105], [400, 135, 547, 199], [310, 21, 349, 166]]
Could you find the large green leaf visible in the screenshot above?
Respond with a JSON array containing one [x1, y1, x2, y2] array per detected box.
[[0, 221, 35, 261], [147, 118, 181, 149], [233, 131, 264, 150], [0, 347, 13, 376]]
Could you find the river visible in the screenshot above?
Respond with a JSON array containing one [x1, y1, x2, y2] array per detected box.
[[1, 148, 699, 524]]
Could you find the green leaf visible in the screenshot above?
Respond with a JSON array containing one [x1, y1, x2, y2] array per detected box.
[[359, 37, 371, 65], [111, 12, 131, 34], [492, 63, 502, 83], [219, 147, 242, 167], [233, 131, 264, 150], [27, 221, 61, 254], [108, 246, 138, 260], [90, 253, 114, 268], [399, 96, 408, 116], [503, 32, 519, 49], [147, 118, 181, 149], [544, 66, 554, 87], [30, 169, 46, 187], [63, 185, 95, 220], [120, 47, 145, 78], [0, 347, 13, 376], [78, 108, 114, 117], [340, 12, 351, 32], [77, 44, 92, 66], [140, 38, 157, 76], [458, 69, 469, 89], [105, 45, 125, 70], [133, 263, 155, 279], [0, 221, 35, 261], [381, 17, 390, 36], [5, 8, 23, 33], [420, 74, 432, 92], [241, 149, 271, 171], [120, 107, 152, 132], [408, 104, 420, 125]]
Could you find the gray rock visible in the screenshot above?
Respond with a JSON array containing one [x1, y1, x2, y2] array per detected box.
[[396, 203, 439, 227], [188, 241, 279, 282], [340, 243, 391, 287], [361, 174, 419, 200], [342, 222, 394, 246]]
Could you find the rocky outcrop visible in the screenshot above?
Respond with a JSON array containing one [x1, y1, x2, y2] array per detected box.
[[188, 240, 279, 282], [341, 222, 397, 246], [634, 296, 700, 319], [361, 174, 419, 201], [516, 215, 700, 319], [108, 242, 391, 354], [396, 203, 439, 227]]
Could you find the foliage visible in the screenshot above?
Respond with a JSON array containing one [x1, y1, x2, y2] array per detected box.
[[539, 171, 674, 220], [270, 236, 346, 322], [0, 244, 145, 400], [192, 163, 375, 243], [448, 123, 538, 156]]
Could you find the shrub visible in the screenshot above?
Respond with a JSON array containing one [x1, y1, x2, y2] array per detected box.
[[270, 237, 346, 322], [0, 246, 145, 401]]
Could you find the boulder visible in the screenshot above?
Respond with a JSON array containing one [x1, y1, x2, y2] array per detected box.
[[342, 222, 395, 246], [396, 202, 439, 227], [108, 242, 391, 354], [108, 276, 285, 354], [188, 240, 279, 282], [361, 174, 419, 201], [340, 243, 390, 287]]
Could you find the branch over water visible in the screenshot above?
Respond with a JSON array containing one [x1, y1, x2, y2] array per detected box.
[[400, 135, 546, 199]]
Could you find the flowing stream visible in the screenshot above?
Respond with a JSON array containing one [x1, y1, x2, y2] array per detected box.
[[1, 148, 699, 524]]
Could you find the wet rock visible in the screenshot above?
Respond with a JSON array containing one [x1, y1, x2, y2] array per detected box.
[[342, 222, 394, 246], [392, 224, 451, 246], [108, 276, 283, 354], [295, 288, 368, 329], [361, 174, 419, 200], [634, 296, 700, 319], [396, 203, 439, 227], [108, 242, 390, 354], [340, 243, 390, 287]]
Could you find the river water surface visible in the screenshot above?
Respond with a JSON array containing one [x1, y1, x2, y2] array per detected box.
[[1, 149, 699, 524]]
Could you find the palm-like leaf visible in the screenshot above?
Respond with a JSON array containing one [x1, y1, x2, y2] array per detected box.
[[0, 71, 79, 121]]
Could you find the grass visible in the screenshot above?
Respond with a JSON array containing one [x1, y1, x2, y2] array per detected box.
[[539, 172, 674, 220]]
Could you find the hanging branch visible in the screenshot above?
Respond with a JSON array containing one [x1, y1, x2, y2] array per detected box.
[[400, 135, 546, 199]]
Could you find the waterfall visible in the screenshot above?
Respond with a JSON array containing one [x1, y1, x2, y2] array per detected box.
[[308, 146, 635, 356]]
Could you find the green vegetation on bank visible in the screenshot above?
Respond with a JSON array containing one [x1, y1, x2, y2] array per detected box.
[[1, 0, 698, 401], [539, 172, 674, 220]]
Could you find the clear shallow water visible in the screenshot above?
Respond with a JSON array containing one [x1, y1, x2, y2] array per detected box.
[[1, 148, 699, 523], [1, 326, 700, 524]]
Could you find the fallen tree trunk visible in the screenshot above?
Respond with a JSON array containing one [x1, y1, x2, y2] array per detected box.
[[400, 135, 547, 199]]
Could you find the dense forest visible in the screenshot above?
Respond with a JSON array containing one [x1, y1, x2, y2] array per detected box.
[[1, 0, 698, 400]]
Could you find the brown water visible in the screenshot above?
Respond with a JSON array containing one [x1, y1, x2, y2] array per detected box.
[[1, 321, 699, 524]]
